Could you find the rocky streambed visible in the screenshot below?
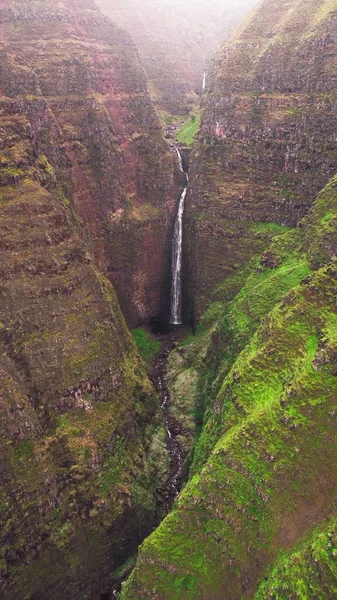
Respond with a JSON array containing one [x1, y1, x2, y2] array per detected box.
[[109, 325, 189, 599], [151, 327, 189, 511]]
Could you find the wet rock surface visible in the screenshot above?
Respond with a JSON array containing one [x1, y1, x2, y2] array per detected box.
[[150, 327, 190, 512]]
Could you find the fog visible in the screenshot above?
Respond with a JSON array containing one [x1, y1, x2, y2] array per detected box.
[[96, 0, 260, 112], [152, 0, 259, 48], [98, 0, 259, 55]]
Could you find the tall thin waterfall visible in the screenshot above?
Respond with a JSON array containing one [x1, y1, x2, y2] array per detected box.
[[170, 150, 188, 325], [202, 73, 206, 93]]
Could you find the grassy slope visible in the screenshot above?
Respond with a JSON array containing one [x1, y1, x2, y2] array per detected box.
[[176, 112, 202, 147], [132, 328, 161, 366], [121, 177, 337, 599]]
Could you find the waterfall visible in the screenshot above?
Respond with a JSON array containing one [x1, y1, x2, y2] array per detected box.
[[202, 73, 206, 93], [176, 147, 184, 171], [170, 150, 188, 325]]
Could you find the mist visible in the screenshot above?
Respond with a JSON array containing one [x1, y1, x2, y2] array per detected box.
[[96, 0, 260, 114]]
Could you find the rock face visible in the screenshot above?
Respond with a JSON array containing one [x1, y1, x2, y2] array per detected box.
[[96, 0, 258, 115], [1, 0, 179, 329], [121, 160, 337, 600], [0, 1, 172, 598], [120, 2, 337, 598], [186, 0, 337, 321]]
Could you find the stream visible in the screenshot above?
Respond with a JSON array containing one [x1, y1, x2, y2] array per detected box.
[[110, 328, 187, 599], [151, 328, 187, 511], [110, 147, 189, 599]]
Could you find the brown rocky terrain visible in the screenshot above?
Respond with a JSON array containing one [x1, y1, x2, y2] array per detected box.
[[186, 0, 337, 321]]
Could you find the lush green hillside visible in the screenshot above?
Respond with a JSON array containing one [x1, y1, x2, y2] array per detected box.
[[121, 173, 337, 598]]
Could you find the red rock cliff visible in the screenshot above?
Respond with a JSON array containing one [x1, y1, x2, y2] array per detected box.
[[0, 0, 178, 327]]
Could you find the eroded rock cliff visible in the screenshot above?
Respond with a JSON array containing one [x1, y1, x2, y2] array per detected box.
[[186, 0, 337, 321], [1, 0, 179, 328], [0, 1, 173, 597]]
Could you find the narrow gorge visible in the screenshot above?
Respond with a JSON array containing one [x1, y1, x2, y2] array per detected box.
[[1, 1, 337, 600]]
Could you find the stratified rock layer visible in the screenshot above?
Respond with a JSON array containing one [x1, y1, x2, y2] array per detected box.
[[1, 0, 178, 328], [0, 1, 172, 598], [186, 0, 337, 321]]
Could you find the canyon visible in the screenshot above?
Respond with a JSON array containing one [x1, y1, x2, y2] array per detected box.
[[0, 1, 177, 598], [0, 0, 337, 599], [96, 0, 258, 116]]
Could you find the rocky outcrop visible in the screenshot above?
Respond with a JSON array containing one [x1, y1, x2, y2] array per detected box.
[[0, 0, 179, 328], [186, 0, 337, 321], [0, 1, 173, 598]]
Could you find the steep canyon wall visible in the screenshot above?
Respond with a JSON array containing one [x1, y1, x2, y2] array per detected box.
[[186, 0, 337, 320], [0, 1, 175, 597], [1, 0, 179, 328]]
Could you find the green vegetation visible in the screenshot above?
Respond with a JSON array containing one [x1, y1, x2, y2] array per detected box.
[[159, 110, 186, 129], [255, 518, 337, 599], [121, 175, 337, 600], [132, 327, 161, 366], [176, 111, 202, 147]]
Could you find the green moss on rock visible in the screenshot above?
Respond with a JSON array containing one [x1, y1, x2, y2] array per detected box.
[[121, 175, 337, 599], [132, 328, 161, 367]]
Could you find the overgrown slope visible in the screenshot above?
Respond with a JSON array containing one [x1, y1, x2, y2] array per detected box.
[[121, 173, 337, 598]]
